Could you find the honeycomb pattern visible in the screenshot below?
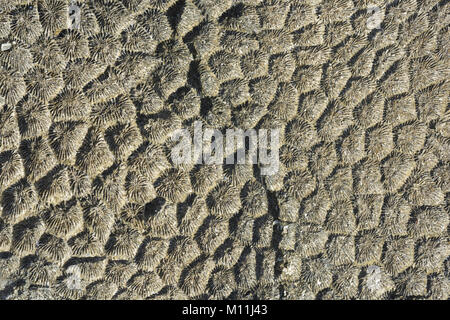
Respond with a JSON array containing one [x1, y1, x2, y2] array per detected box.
[[0, 0, 449, 300]]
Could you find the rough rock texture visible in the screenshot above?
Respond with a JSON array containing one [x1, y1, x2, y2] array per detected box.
[[0, 0, 449, 300]]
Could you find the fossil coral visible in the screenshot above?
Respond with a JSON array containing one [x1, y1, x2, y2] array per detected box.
[[43, 200, 83, 239], [354, 159, 384, 195], [295, 224, 329, 257], [208, 266, 235, 299], [76, 127, 115, 177], [325, 166, 353, 200], [68, 258, 107, 282], [0, 0, 447, 301], [137, 9, 171, 42], [408, 206, 449, 238], [221, 4, 260, 33], [147, 200, 178, 238], [136, 238, 169, 272], [157, 40, 191, 72], [383, 237, 415, 275], [415, 238, 449, 274], [359, 265, 394, 299], [20, 136, 57, 182], [204, 97, 232, 127], [327, 235, 355, 266], [406, 171, 445, 207], [175, 0, 203, 37], [181, 258, 215, 296], [104, 260, 137, 287], [0, 219, 12, 251], [0, 44, 33, 75], [310, 143, 337, 179], [0, 67, 26, 106], [155, 168, 192, 203], [207, 182, 241, 219], [235, 248, 257, 290], [152, 63, 186, 99], [171, 87, 201, 120], [69, 231, 104, 258], [0, 150, 24, 191], [11, 217, 45, 256], [326, 199, 356, 235], [284, 169, 315, 202], [179, 197, 208, 236], [356, 230, 384, 266], [301, 257, 333, 294], [209, 51, 242, 82], [125, 172, 156, 205], [380, 195, 411, 237], [395, 121, 428, 155], [192, 21, 220, 58], [198, 61, 220, 97], [27, 257, 59, 286], [240, 50, 268, 80], [416, 82, 448, 122], [2, 179, 38, 224], [93, 163, 127, 211], [220, 78, 250, 107], [268, 83, 298, 122], [396, 268, 428, 297], [317, 101, 353, 142], [68, 167, 92, 198], [25, 67, 64, 102], [11, 5, 42, 44], [196, 216, 228, 254], [258, 30, 293, 54], [37, 233, 71, 264], [157, 256, 183, 285], [339, 126, 366, 165], [121, 24, 155, 54], [220, 30, 259, 56], [105, 122, 142, 160], [355, 195, 383, 231], [37, 165, 73, 205], [128, 142, 170, 181], [382, 152, 415, 193], [106, 224, 143, 260], [241, 180, 268, 218], [49, 121, 88, 164], [249, 76, 277, 107], [168, 236, 201, 266], [0, 105, 20, 152], [195, 0, 232, 19], [191, 164, 223, 195], [94, 0, 131, 35], [333, 265, 360, 299], [91, 94, 136, 127], [38, 0, 67, 36], [83, 197, 115, 243], [232, 215, 254, 245], [16, 97, 51, 139], [65, 58, 106, 89], [89, 33, 122, 66], [293, 22, 324, 47], [285, 118, 318, 149], [292, 65, 322, 94], [86, 281, 118, 300], [301, 188, 331, 225], [49, 88, 91, 122]]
